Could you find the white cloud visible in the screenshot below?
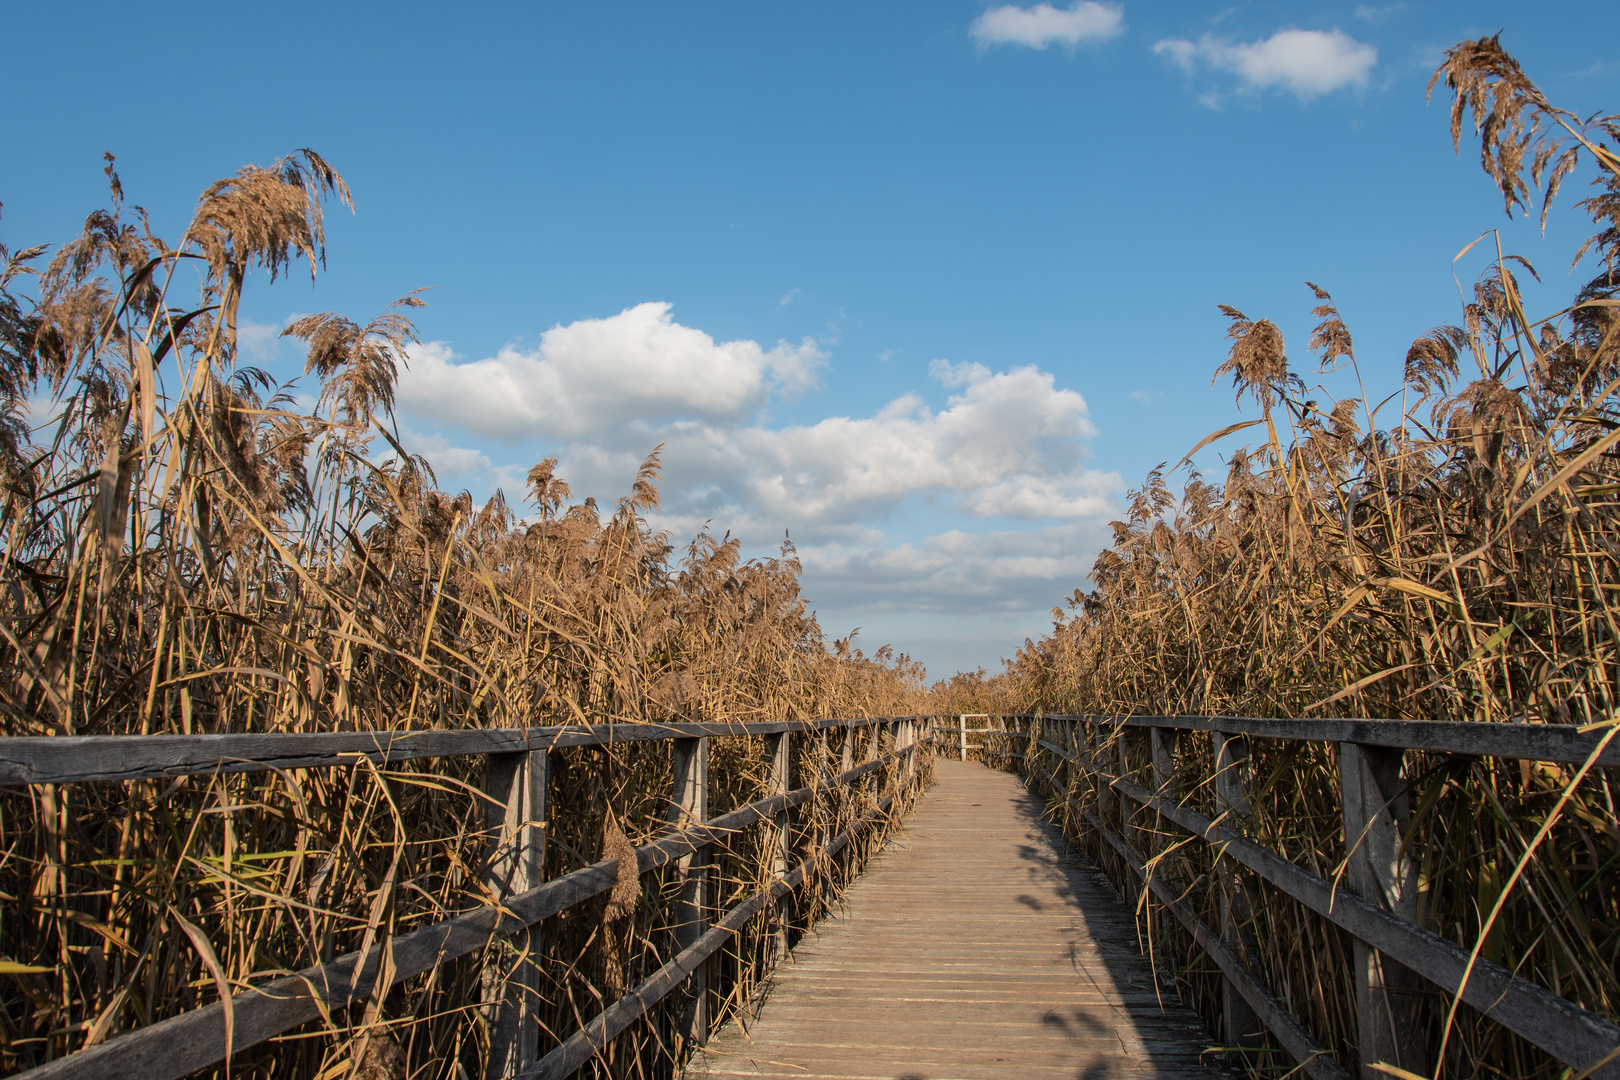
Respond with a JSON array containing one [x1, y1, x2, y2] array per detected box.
[[970, 1, 1125, 51], [397, 301, 826, 441], [798, 523, 1109, 614], [397, 424, 492, 480], [414, 344, 1117, 537], [1353, 4, 1404, 25], [574, 359, 1116, 535], [1154, 28, 1377, 100], [237, 319, 285, 363], [395, 306, 1124, 675], [928, 358, 990, 387]]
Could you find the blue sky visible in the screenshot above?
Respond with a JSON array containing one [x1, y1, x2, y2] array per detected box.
[[4, 1, 1617, 677]]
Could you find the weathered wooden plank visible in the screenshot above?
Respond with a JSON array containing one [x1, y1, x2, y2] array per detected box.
[[684, 760, 1216, 1080], [1083, 804, 1352, 1080], [10, 748, 914, 1080], [671, 735, 711, 1049], [480, 746, 549, 1077], [522, 785, 913, 1080], [1340, 742, 1427, 1079], [1016, 713, 1620, 766], [0, 717, 910, 786], [1034, 740, 1620, 1079]]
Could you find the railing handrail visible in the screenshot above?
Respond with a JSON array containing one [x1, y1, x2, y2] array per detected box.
[[950, 712, 1619, 766], [0, 715, 924, 786]]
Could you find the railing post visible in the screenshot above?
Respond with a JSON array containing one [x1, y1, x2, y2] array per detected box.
[[1027, 714, 1039, 778], [1116, 722, 1140, 903], [767, 728, 792, 960], [902, 718, 915, 782], [480, 746, 548, 1078], [1340, 742, 1426, 1078], [1150, 727, 1180, 871], [670, 735, 710, 1050], [815, 726, 832, 860], [959, 713, 968, 761], [1062, 718, 1077, 830], [1083, 719, 1106, 831], [1213, 730, 1263, 1060]]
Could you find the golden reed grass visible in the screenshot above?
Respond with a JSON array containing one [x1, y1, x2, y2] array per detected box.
[[0, 148, 927, 1076], [934, 37, 1620, 1079]]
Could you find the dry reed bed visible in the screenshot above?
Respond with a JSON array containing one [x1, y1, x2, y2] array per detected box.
[[936, 38, 1620, 1079], [0, 147, 926, 1077]]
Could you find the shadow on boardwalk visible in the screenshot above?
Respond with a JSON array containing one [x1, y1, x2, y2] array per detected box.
[[684, 759, 1221, 1079]]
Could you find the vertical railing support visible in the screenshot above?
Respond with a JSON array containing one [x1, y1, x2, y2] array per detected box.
[[670, 735, 710, 1050], [1116, 723, 1139, 904], [1062, 718, 1076, 831], [1213, 730, 1263, 1060], [1340, 742, 1426, 1078], [959, 713, 968, 761], [1150, 727, 1180, 870], [480, 746, 548, 1078], [1084, 719, 1107, 832], [766, 728, 792, 960]]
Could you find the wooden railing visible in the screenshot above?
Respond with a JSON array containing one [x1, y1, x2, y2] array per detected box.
[[947, 713, 1620, 1080], [0, 716, 931, 1080]]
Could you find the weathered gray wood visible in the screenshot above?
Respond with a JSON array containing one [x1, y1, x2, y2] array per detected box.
[[1001, 714, 1620, 767], [1117, 727, 1144, 904], [1150, 727, 1178, 863], [1213, 730, 1263, 1057], [527, 786, 909, 1080], [1340, 742, 1427, 1079], [0, 728, 529, 786], [11, 749, 911, 1080], [767, 730, 792, 961], [671, 736, 711, 1050], [1082, 804, 1353, 1080], [686, 760, 1213, 1079], [0, 718, 906, 787], [15, 713, 1607, 788], [481, 748, 548, 1078], [1042, 741, 1620, 1080], [1023, 746, 1352, 1080]]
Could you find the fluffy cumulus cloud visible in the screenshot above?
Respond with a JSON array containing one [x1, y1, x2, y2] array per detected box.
[[397, 424, 492, 480], [795, 523, 1111, 614], [397, 302, 825, 441], [530, 358, 1115, 537], [1154, 28, 1377, 100], [396, 304, 1123, 673], [969, 1, 1124, 51]]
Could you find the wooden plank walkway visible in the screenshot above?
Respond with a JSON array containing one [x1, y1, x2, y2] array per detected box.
[[684, 759, 1217, 1079]]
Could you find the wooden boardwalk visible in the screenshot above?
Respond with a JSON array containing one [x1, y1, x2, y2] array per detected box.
[[685, 759, 1216, 1080]]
